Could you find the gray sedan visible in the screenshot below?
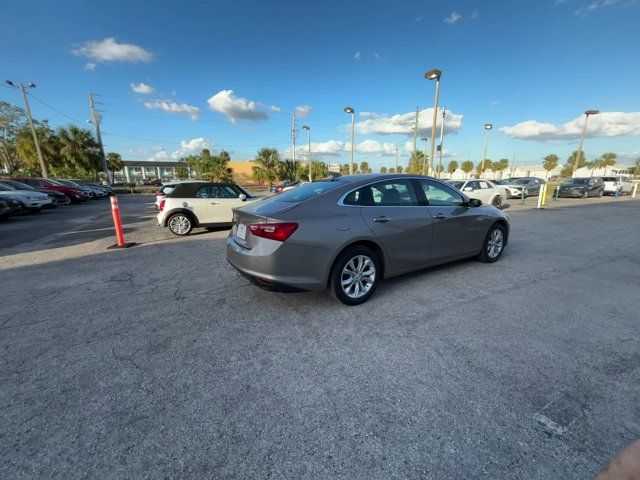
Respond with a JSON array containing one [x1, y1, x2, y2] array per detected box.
[[227, 174, 509, 305]]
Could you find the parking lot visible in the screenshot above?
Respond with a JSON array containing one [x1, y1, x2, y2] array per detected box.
[[1, 194, 639, 479]]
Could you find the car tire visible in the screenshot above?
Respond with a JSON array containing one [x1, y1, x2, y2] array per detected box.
[[62, 195, 72, 205], [491, 195, 503, 208], [167, 213, 193, 236], [478, 223, 506, 263], [330, 245, 381, 306]]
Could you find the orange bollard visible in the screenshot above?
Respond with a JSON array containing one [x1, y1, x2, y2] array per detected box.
[[108, 196, 135, 249]]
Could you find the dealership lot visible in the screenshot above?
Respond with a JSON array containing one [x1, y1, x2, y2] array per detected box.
[[1, 195, 639, 479]]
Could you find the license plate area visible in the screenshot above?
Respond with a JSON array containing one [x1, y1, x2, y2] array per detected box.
[[236, 223, 247, 241]]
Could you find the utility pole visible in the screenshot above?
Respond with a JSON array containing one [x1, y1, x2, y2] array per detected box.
[[412, 106, 419, 154], [89, 93, 111, 185], [11, 82, 48, 178], [291, 112, 297, 165], [573, 110, 599, 177], [302, 125, 311, 182], [437, 108, 446, 178], [511, 153, 516, 177]]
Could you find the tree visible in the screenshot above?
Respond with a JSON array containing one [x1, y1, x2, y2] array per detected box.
[[631, 157, 640, 176], [492, 158, 509, 179], [542, 154, 559, 179], [436, 164, 444, 176], [278, 159, 300, 181], [447, 160, 458, 175], [388, 167, 395, 173], [340, 164, 350, 175], [15, 123, 61, 175], [589, 152, 616, 176], [107, 152, 124, 176], [461, 160, 474, 178], [175, 162, 189, 180], [396, 165, 403, 174], [186, 148, 233, 182], [57, 125, 102, 177], [380, 166, 387, 173], [561, 150, 588, 176], [476, 159, 493, 177], [251, 148, 282, 186], [0, 101, 29, 174], [406, 151, 425, 174], [359, 161, 369, 174]]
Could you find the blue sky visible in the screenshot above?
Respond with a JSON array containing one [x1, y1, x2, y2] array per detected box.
[[2, 0, 639, 170]]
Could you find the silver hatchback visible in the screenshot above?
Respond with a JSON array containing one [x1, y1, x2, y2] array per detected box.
[[226, 174, 509, 305]]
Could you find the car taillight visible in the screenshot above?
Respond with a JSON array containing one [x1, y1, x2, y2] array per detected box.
[[275, 187, 283, 193], [249, 222, 298, 242], [159, 199, 165, 212], [156, 191, 163, 196]]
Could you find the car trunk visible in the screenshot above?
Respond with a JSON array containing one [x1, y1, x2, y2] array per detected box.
[[232, 199, 300, 250]]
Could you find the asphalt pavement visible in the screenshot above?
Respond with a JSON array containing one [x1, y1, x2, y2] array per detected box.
[[1, 195, 639, 479]]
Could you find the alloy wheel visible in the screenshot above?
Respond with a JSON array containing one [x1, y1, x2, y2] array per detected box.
[[341, 255, 376, 299], [487, 229, 504, 259], [169, 215, 191, 235]]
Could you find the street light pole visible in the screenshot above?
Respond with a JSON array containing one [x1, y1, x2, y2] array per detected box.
[[425, 69, 442, 176], [344, 107, 355, 175], [412, 106, 419, 154], [437, 108, 446, 178], [89, 92, 111, 185], [573, 110, 599, 177], [302, 125, 312, 182], [421, 136, 428, 173], [481, 124, 493, 175], [6, 80, 48, 178]]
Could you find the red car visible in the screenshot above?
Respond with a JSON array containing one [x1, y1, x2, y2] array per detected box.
[[9, 177, 88, 203]]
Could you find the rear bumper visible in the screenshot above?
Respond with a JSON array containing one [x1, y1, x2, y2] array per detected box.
[[226, 236, 334, 292]]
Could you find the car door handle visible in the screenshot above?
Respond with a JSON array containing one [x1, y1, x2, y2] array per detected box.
[[434, 213, 447, 220], [210, 201, 219, 205], [373, 216, 391, 223]]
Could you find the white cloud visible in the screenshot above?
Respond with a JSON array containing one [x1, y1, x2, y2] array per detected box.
[[444, 12, 462, 23], [130, 82, 155, 94], [146, 138, 214, 161], [290, 140, 345, 159], [490, 100, 501, 107], [356, 140, 398, 156], [354, 108, 463, 136], [500, 112, 640, 141], [415, 15, 424, 22], [294, 105, 312, 118], [574, 0, 628, 16], [470, 10, 479, 19], [72, 37, 153, 63], [144, 100, 200, 121], [353, 51, 362, 61], [179, 137, 213, 152], [84, 63, 97, 71], [207, 90, 277, 123]]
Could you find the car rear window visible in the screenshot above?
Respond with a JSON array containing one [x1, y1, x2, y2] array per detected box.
[[601, 177, 616, 181], [275, 181, 344, 202]]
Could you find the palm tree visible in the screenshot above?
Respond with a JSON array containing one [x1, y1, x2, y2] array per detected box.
[[461, 160, 474, 178], [278, 159, 300, 181], [542, 154, 559, 179], [359, 161, 369, 174], [380, 166, 387, 173], [252, 148, 282, 186], [57, 125, 101, 174], [447, 160, 458, 175], [589, 152, 616, 176]]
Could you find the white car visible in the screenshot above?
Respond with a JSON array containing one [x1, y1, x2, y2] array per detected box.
[[601, 175, 635, 195], [154, 180, 206, 209], [157, 181, 261, 235], [447, 179, 507, 207], [0, 184, 53, 211]]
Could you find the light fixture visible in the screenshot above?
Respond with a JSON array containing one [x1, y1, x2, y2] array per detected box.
[[484, 123, 493, 130], [424, 69, 442, 80]]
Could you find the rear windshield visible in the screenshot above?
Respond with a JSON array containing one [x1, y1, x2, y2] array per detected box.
[[275, 181, 344, 202], [563, 178, 588, 185], [161, 185, 176, 195], [448, 181, 465, 189], [600, 177, 616, 181]]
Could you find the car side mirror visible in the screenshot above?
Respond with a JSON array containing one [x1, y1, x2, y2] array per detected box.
[[468, 198, 482, 208], [463, 187, 473, 192], [239, 193, 247, 201]]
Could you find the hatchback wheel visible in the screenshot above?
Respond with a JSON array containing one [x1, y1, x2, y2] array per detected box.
[[331, 246, 381, 305], [168, 213, 193, 236], [492, 195, 503, 208], [478, 223, 506, 263]]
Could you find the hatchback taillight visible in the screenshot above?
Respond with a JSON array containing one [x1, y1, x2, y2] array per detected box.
[[159, 199, 165, 212], [249, 223, 298, 242], [156, 191, 163, 196]]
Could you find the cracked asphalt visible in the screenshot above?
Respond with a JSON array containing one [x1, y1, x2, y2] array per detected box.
[[1, 195, 639, 479]]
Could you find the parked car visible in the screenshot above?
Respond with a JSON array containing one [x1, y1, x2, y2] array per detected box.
[[9, 177, 88, 203], [446, 179, 507, 207], [227, 174, 509, 305], [0, 179, 69, 206], [67, 179, 114, 196], [557, 177, 604, 198], [496, 179, 528, 199], [601, 175, 634, 195], [500, 177, 545, 197], [154, 180, 206, 209], [0, 183, 53, 211], [157, 182, 261, 235], [0, 197, 23, 219], [270, 180, 300, 193], [52, 179, 104, 198], [143, 178, 163, 187]]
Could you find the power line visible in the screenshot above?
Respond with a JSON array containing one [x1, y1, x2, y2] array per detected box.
[[24, 91, 85, 125]]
